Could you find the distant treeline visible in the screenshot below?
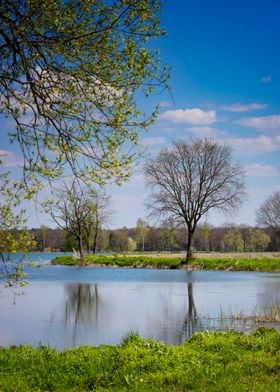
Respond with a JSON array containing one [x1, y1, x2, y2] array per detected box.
[[28, 224, 280, 253]]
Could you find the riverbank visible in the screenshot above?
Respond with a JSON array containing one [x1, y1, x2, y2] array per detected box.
[[0, 328, 279, 391], [51, 253, 280, 272]]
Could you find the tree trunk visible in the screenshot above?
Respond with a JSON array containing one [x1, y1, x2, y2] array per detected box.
[[92, 230, 98, 255], [186, 229, 194, 263], [78, 237, 84, 263]]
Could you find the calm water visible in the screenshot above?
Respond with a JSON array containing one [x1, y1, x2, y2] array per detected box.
[[1, 253, 280, 349]]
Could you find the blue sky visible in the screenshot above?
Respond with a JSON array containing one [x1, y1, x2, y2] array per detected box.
[[1, 0, 280, 228], [109, 0, 280, 228]]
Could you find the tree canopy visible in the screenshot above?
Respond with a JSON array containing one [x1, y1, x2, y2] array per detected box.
[[0, 0, 168, 187], [145, 138, 246, 261]]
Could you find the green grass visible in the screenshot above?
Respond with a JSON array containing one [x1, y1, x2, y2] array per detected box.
[[0, 328, 279, 391], [192, 257, 280, 272], [51, 254, 280, 272], [51, 254, 183, 268]]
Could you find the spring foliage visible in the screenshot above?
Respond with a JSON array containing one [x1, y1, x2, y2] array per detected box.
[[0, 0, 169, 187], [0, 171, 36, 287]]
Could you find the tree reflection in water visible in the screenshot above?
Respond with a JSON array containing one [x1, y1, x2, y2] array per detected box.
[[63, 283, 99, 345], [64, 283, 99, 324], [171, 283, 203, 343], [182, 283, 200, 338], [62, 282, 202, 346], [156, 282, 203, 345]]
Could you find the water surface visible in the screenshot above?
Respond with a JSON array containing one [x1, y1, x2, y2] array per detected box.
[[1, 255, 280, 349]]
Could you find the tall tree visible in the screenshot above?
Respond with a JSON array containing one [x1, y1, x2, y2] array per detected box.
[[145, 138, 246, 262], [0, 0, 169, 188], [256, 191, 280, 240]]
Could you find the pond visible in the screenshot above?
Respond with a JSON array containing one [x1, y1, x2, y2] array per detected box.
[[1, 253, 280, 349]]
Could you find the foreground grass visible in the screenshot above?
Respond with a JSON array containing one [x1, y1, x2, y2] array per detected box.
[[0, 329, 279, 391], [51, 253, 280, 272]]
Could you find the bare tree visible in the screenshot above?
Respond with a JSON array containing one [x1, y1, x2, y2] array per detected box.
[[44, 180, 112, 261], [145, 138, 246, 262], [82, 192, 113, 254], [257, 191, 280, 240]]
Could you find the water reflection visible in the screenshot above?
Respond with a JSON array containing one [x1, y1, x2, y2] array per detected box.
[[58, 281, 276, 347], [59, 282, 204, 346], [58, 284, 100, 346], [63, 284, 99, 325], [181, 283, 201, 340], [0, 270, 280, 349]]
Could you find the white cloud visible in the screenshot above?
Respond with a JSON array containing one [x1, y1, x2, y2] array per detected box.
[[236, 114, 280, 132], [244, 164, 279, 177], [0, 149, 23, 168], [140, 137, 165, 147], [227, 135, 280, 153], [221, 103, 267, 112], [161, 108, 217, 125], [187, 126, 218, 137], [260, 75, 272, 83]]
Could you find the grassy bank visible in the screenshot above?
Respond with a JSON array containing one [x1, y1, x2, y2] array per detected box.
[[0, 329, 279, 391], [51, 254, 183, 268], [51, 253, 280, 272]]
